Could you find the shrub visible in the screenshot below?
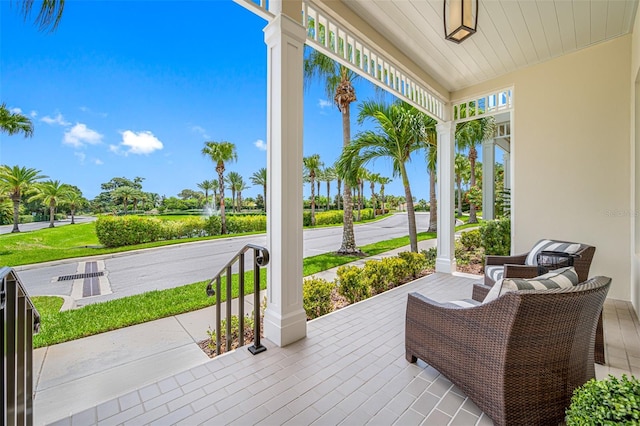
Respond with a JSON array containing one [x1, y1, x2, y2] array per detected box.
[[226, 215, 266, 233], [422, 247, 437, 270], [204, 215, 222, 236], [566, 374, 640, 425], [397, 251, 427, 279], [460, 229, 482, 250], [19, 215, 34, 224], [302, 277, 335, 320], [360, 260, 390, 295], [303, 211, 312, 227], [95, 216, 164, 247], [480, 217, 511, 256], [336, 265, 370, 304], [315, 210, 344, 226]]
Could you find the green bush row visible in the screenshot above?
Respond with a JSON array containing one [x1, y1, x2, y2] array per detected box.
[[303, 208, 375, 227], [336, 251, 429, 304], [480, 217, 511, 256], [95, 214, 265, 247]]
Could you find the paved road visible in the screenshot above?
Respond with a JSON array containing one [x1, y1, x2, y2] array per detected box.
[[0, 215, 96, 234], [15, 212, 432, 306]]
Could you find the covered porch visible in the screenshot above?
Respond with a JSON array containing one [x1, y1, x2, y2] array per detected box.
[[49, 272, 640, 425]]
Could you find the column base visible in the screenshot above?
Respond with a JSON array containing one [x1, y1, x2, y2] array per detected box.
[[436, 257, 457, 274], [263, 307, 307, 347]]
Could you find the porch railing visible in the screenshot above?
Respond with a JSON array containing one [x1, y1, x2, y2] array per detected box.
[[1, 267, 40, 426], [205, 244, 269, 356]]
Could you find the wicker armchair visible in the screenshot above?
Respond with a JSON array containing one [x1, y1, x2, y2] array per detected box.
[[406, 276, 611, 426], [471, 239, 605, 364]]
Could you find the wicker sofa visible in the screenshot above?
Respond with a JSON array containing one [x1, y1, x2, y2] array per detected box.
[[405, 276, 611, 426], [471, 240, 605, 364]]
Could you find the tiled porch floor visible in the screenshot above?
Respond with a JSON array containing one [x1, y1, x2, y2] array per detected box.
[[52, 273, 640, 425]]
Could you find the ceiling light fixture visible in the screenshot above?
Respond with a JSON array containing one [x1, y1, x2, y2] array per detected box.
[[444, 0, 478, 44]]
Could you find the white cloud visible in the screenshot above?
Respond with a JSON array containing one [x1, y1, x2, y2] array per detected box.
[[254, 139, 267, 151], [318, 99, 333, 109], [63, 123, 103, 148], [94, 158, 104, 165], [10, 107, 22, 114], [190, 125, 209, 139], [112, 130, 164, 155], [30, 111, 38, 118], [41, 113, 71, 126]]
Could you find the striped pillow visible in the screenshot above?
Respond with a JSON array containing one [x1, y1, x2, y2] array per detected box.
[[482, 267, 579, 304], [525, 240, 581, 266]]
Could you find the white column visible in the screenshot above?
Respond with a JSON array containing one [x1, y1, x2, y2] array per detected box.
[[436, 121, 456, 273], [482, 140, 495, 220], [263, 13, 307, 347], [503, 151, 511, 190]]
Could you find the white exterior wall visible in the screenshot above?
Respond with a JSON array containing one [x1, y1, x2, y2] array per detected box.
[[453, 36, 633, 301], [631, 7, 640, 313]]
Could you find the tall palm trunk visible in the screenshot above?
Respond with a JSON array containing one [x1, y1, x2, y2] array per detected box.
[[217, 163, 227, 234], [428, 171, 437, 232], [11, 195, 20, 233], [310, 174, 316, 226], [381, 186, 386, 213], [338, 103, 358, 254], [468, 146, 478, 224], [337, 178, 342, 210], [326, 181, 331, 211], [370, 182, 376, 218], [262, 184, 267, 212], [317, 180, 321, 211], [401, 164, 418, 252], [356, 180, 362, 222], [48, 202, 55, 228], [71, 208, 76, 225]]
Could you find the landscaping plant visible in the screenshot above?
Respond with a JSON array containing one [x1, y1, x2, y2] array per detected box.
[[565, 374, 640, 425]]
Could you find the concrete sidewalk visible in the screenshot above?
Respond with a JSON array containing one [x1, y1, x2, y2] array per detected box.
[[32, 236, 466, 425]]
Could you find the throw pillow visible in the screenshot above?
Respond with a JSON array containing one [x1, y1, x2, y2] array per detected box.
[[482, 266, 579, 304]]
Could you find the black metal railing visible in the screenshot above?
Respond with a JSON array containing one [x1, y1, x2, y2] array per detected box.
[[205, 244, 269, 356], [2, 267, 41, 426]]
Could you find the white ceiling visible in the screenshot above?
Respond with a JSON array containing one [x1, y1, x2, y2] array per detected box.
[[342, 0, 639, 93]]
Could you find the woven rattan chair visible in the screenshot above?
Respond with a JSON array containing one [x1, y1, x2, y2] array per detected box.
[[471, 240, 605, 364], [405, 276, 611, 426]]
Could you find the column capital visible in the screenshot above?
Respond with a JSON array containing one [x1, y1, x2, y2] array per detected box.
[[263, 12, 307, 46], [436, 121, 454, 133]]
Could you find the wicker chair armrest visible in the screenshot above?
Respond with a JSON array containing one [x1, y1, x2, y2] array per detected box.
[[485, 253, 528, 266], [472, 283, 492, 302], [503, 264, 541, 279]]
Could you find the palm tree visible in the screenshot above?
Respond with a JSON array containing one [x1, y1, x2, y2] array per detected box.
[[333, 160, 343, 211], [304, 50, 360, 254], [197, 180, 215, 207], [323, 166, 336, 211], [378, 176, 391, 214], [456, 117, 495, 223], [425, 135, 438, 232], [454, 153, 471, 217], [15, 0, 65, 32], [303, 154, 323, 226], [237, 180, 249, 213], [225, 171, 243, 213], [355, 166, 366, 221], [202, 141, 237, 234], [28, 180, 73, 227], [250, 168, 267, 212], [338, 100, 427, 252], [367, 171, 380, 218], [0, 103, 34, 138], [111, 186, 137, 214], [0, 165, 46, 232], [65, 190, 86, 224]]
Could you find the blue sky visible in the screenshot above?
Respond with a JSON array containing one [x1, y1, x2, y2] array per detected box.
[[1, 0, 467, 203]]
